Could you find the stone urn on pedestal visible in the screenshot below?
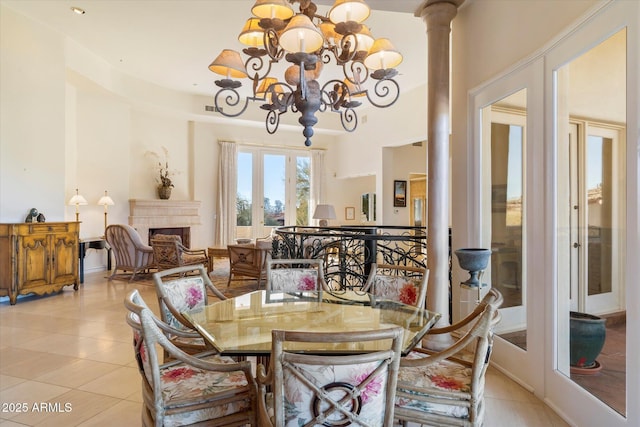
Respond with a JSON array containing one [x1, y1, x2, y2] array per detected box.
[[454, 248, 492, 288]]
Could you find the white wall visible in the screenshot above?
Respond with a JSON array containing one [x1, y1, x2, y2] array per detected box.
[[0, 7, 66, 221]]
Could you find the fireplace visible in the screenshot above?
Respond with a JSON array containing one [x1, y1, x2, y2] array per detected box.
[[149, 227, 190, 248], [129, 199, 201, 247]]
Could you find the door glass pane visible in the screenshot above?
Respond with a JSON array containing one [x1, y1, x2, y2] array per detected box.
[[296, 156, 310, 225], [555, 28, 626, 415], [237, 152, 253, 240], [264, 154, 285, 227], [485, 89, 527, 351], [587, 135, 612, 296], [492, 122, 523, 306]]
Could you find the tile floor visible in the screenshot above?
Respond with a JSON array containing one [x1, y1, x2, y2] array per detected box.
[[0, 271, 569, 426]]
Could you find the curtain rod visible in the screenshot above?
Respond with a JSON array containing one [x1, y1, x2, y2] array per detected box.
[[217, 140, 326, 151]]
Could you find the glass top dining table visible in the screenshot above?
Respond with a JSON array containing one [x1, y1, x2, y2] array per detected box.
[[182, 290, 441, 357]]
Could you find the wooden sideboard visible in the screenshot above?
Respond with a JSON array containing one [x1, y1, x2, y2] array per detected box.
[[0, 222, 79, 305]]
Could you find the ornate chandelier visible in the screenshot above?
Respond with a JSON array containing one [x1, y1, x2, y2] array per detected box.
[[208, 0, 403, 146]]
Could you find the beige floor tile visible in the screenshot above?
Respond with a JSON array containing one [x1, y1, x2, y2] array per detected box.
[[81, 341, 133, 366], [485, 367, 539, 403], [32, 360, 123, 389], [0, 375, 27, 391], [484, 397, 570, 427], [0, 326, 50, 347], [75, 400, 141, 427], [0, 419, 32, 426], [9, 389, 120, 427], [0, 351, 78, 380], [77, 366, 140, 399]]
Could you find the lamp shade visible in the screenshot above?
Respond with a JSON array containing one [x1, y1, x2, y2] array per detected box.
[[279, 14, 324, 53], [354, 25, 374, 52], [68, 190, 88, 206], [208, 49, 248, 78], [98, 190, 115, 206], [238, 17, 264, 47], [319, 21, 342, 43], [313, 204, 337, 220], [329, 0, 371, 24], [364, 38, 403, 70], [256, 77, 282, 98], [313, 204, 336, 226], [251, 0, 294, 20]]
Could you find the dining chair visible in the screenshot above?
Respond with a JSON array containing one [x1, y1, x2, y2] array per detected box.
[[265, 258, 329, 291], [124, 289, 258, 426], [363, 263, 429, 308], [394, 288, 503, 427], [150, 234, 208, 272], [256, 327, 404, 427], [105, 224, 155, 281], [152, 264, 227, 360]]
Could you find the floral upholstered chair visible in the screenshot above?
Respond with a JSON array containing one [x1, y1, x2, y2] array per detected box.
[[153, 264, 227, 360], [265, 258, 328, 292], [394, 288, 503, 427], [124, 289, 257, 426], [363, 263, 429, 308], [255, 327, 404, 427]]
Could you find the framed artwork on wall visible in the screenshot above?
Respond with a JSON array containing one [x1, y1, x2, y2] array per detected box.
[[394, 180, 407, 207], [345, 206, 355, 220]]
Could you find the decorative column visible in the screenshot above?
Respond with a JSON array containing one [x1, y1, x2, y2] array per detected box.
[[417, 0, 461, 348]]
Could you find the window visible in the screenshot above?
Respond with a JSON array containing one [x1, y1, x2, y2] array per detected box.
[[236, 148, 310, 239]]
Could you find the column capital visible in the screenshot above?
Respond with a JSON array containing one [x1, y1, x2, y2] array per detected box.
[[416, 0, 461, 28]]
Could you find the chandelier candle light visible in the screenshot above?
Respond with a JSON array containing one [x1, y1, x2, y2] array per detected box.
[[209, 0, 403, 146]]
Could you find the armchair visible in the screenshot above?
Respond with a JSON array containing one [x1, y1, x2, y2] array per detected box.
[[124, 289, 257, 426], [150, 234, 208, 272], [256, 327, 404, 426], [227, 243, 268, 288], [363, 263, 429, 308], [394, 288, 503, 426], [153, 264, 227, 360], [265, 258, 329, 291], [105, 224, 155, 281]]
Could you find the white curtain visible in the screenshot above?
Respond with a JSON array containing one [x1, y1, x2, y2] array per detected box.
[[215, 141, 237, 246], [310, 149, 325, 225]]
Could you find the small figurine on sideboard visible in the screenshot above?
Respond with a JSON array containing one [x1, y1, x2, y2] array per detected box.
[[25, 208, 38, 223]]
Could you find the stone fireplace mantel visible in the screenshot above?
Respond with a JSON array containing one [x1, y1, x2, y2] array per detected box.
[[129, 199, 201, 244]]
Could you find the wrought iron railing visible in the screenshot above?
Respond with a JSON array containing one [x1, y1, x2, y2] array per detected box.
[[272, 225, 427, 290]]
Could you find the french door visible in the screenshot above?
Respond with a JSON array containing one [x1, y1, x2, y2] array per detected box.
[[568, 122, 625, 315], [236, 148, 310, 239]]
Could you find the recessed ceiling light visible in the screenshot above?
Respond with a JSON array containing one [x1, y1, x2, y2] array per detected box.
[[70, 6, 85, 15]]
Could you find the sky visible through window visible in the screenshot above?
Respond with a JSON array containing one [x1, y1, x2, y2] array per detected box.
[[237, 152, 285, 205]]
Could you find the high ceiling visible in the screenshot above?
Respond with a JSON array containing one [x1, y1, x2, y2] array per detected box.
[[1, 0, 428, 101]]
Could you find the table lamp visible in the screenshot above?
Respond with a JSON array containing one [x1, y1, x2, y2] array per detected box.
[[313, 204, 336, 227], [68, 188, 88, 222], [98, 190, 115, 234]]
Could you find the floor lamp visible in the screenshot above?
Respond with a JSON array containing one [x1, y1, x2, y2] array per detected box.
[[98, 190, 115, 235], [68, 188, 88, 222]]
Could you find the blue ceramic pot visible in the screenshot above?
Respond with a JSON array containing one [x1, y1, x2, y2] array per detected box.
[[570, 311, 606, 368]]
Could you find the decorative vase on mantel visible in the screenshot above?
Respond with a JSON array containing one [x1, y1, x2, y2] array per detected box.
[[157, 185, 172, 200]]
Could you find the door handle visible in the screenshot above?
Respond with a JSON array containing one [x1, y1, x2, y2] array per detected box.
[[573, 242, 580, 248]]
